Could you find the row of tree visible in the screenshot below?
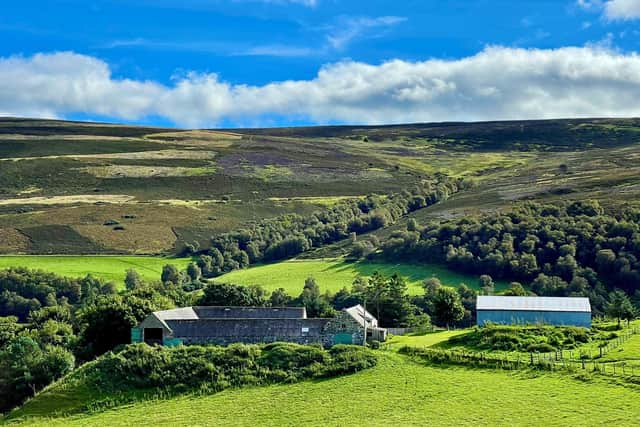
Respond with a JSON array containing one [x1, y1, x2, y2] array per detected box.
[[379, 200, 640, 313], [186, 177, 465, 277]]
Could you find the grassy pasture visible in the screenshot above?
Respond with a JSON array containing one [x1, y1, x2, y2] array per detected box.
[[0, 256, 192, 285], [597, 331, 640, 368], [215, 258, 509, 295], [385, 329, 471, 349], [7, 354, 640, 426]]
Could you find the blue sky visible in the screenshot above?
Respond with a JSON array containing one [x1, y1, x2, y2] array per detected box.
[[2, 0, 640, 128]]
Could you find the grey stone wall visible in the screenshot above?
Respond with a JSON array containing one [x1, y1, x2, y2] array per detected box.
[[322, 311, 365, 346]]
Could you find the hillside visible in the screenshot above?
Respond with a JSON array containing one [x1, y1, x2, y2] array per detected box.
[[5, 353, 640, 426], [2, 117, 640, 255]]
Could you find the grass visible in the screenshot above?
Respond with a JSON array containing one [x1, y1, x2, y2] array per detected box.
[[597, 330, 640, 368], [0, 255, 193, 285], [214, 258, 509, 295], [386, 329, 470, 349], [6, 353, 640, 426]]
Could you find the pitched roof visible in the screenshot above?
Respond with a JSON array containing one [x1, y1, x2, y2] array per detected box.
[[344, 304, 377, 327], [154, 307, 199, 321], [477, 296, 591, 313], [193, 306, 307, 319]]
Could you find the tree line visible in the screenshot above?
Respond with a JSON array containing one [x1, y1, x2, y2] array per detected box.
[[379, 200, 640, 315], [186, 177, 465, 278]]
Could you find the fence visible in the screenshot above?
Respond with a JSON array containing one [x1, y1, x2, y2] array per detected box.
[[387, 327, 415, 336], [399, 325, 640, 379]]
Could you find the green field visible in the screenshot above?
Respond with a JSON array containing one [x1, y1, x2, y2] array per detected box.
[[214, 258, 508, 295], [0, 256, 193, 284], [385, 329, 470, 349], [598, 333, 640, 368], [6, 354, 640, 426]]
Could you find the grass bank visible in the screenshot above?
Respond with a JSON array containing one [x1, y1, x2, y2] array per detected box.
[[6, 353, 640, 426], [0, 256, 193, 285], [215, 258, 508, 295]]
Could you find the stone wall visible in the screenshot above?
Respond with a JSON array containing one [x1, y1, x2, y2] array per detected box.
[[322, 311, 365, 346], [135, 309, 368, 347]]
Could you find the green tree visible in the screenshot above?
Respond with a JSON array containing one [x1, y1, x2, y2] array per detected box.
[[503, 282, 528, 296], [0, 337, 74, 412], [161, 264, 182, 284], [479, 275, 495, 296], [200, 283, 268, 307], [186, 262, 202, 282], [124, 268, 143, 291], [28, 320, 77, 350], [299, 277, 332, 318], [365, 271, 388, 321], [332, 287, 360, 310], [422, 277, 442, 296], [269, 288, 292, 307], [380, 274, 416, 327], [0, 316, 23, 347], [77, 294, 156, 360], [606, 290, 636, 327], [431, 287, 464, 330]]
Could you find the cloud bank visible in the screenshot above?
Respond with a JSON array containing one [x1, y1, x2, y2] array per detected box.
[[2, 47, 640, 127], [577, 0, 640, 20], [604, 0, 640, 20]]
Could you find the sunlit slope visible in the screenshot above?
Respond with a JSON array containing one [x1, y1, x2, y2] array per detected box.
[[6, 354, 640, 427]]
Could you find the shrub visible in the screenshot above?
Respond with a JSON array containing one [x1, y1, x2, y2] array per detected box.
[[86, 343, 376, 395], [446, 325, 593, 352], [526, 343, 555, 353]]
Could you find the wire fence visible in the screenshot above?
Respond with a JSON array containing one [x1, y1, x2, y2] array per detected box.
[[397, 325, 640, 379]]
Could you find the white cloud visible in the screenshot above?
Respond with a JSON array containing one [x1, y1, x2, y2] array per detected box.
[[326, 16, 407, 50], [3, 47, 640, 127], [577, 0, 640, 20], [604, 0, 640, 20], [99, 14, 406, 57], [576, 0, 604, 11]]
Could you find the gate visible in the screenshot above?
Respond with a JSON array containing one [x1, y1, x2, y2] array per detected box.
[[333, 333, 353, 345]]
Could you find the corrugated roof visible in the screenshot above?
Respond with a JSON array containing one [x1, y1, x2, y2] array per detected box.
[[477, 296, 591, 312], [154, 307, 199, 321], [193, 306, 307, 319]]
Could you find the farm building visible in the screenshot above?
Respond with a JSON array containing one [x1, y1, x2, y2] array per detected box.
[[476, 296, 591, 328], [131, 304, 387, 347]]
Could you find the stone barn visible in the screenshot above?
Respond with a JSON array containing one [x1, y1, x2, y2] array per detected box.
[[132, 304, 387, 347], [476, 296, 592, 328]]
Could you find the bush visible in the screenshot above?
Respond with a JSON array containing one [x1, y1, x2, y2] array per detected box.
[[87, 343, 377, 395], [446, 325, 593, 352], [525, 343, 555, 353], [258, 343, 328, 371]]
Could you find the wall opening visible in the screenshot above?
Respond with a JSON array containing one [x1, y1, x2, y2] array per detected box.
[[144, 328, 163, 345]]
